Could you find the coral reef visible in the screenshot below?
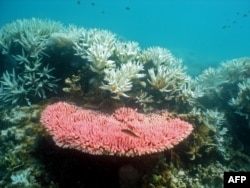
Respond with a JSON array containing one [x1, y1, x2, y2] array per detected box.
[[0, 19, 62, 107], [228, 78, 250, 120], [0, 104, 52, 187], [0, 18, 250, 187]]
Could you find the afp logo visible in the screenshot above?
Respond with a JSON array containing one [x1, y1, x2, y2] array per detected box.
[[224, 172, 250, 188]]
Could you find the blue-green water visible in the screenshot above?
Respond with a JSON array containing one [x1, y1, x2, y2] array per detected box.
[[1, 0, 249, 75], [0, 1, 250, 187]]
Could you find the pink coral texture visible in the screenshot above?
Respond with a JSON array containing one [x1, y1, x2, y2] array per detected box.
[[40, 102, 193, 157]]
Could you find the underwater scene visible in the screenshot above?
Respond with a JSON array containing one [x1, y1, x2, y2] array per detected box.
[[0, 0, 250, 187]]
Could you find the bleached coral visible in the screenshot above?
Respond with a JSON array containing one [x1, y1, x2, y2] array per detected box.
[[0, 56, 59, 106], [147, 60, 191, 103], [205, 109, 226, 128], [74, 29, 116, 74], [114, 41, 140, 63], [140, 47, 200, 108], [147, 64, 186, 92], [0, 19, 62, 107], [0, 18, 62, 56], [194, 67, 225, 95], [228, 78, 250, 119], [23, 64, 59, 98], [46, 26, 84, 50], [195, 58, 250, 94], [72, 26, 198, 109], [0, 69, 29, 106], [100, 61, 145, 99], [141, 46, 176, 67], [86, 43, 115, 73], [219, 57, 250, 83], [135, 90, 154, 112], [87, 28, 116, 47], [11, 168, 33, 186], [176, 79, 204, 104], [190, 108, 226, 131]]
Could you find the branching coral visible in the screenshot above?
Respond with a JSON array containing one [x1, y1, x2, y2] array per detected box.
[[0, 19, 62, 106], [46, 25, 83, 49], [141, 46, 176, 67], [194, 57, 250, 100], [100, 61, 145, 99], [176, 80, 204, 105], [228, 78, 250, 119], [135, 90, 154, 112], [1, 18, 250, 188], [0, 56, 59, 106], [114, 41, 140, 63], [85, 43, 115, 73], [148, 64, 184, 92], [194, 67, 225, 95], [74, 28, 116, 74], [72, 27, 197, 110], [0, 69, 29, 106], [190, 108, 226, 130], [0, 18, 63, 56], [219, 57, 250, 83]]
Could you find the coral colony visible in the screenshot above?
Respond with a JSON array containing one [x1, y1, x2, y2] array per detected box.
[[0, 18, 250, 187], [40, 102, 193, 157]]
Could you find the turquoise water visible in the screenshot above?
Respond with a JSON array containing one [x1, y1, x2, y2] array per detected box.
[[1, 1, 250, 187], [1, 0, 249, 75]]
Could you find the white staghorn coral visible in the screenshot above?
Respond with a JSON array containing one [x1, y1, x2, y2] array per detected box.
[[194, 57, 250, 99], [205, 109, 226, 128], [100, 61, 145, 99], [0, 55, 59, 106], [219, 57, 250, 83], [193, 67, 226, 96], [114, 41, 140, 63], [147, 63, 188, 93], [141, 46, 176, 67], [176, 79, 204, 104], [0, 69, 29, 106], [86, 43, 115, 73], [0, 18, 62, 56], [74, 28, 116, 74], [135, 90, 154, 112], [46, 26, 84, 49], [74, 28, 116, 53], [190, 108, 226, 130], [87, 29, 116, 47], [228, 78, 250, 119], [13, 30, 48, 58]]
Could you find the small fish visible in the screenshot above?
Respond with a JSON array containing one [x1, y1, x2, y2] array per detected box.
[[91, 2, 95, 6], [121, 129, 140, 138], [77, 0, 80, 5], [125, 6, 130, 11], [242, 13, 248, 17], [222, 25, 230, 29]]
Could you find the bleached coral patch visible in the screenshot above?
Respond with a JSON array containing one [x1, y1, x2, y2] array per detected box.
[[11, 168, 33, 186], [100, 61, 145, 99], [228, 78, 250, 119]]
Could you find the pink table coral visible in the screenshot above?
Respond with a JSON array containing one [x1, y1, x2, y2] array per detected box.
[[40, 102, 193, 157]]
